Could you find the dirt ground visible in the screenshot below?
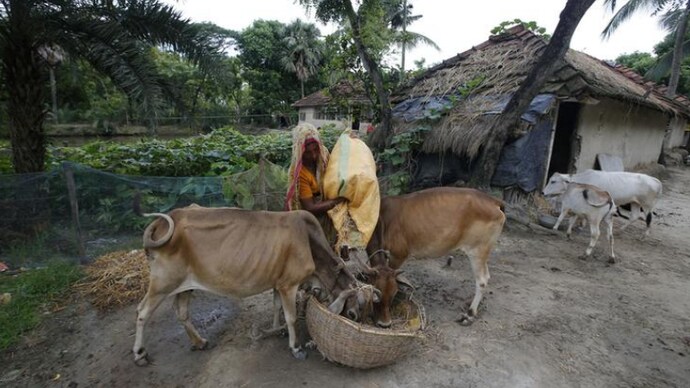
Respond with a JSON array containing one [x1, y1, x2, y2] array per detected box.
[[2, 166, 690, 388]]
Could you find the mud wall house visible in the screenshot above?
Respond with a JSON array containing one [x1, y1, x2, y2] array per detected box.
[[392, 25, 690, 193], [292, 80, 374, 133]]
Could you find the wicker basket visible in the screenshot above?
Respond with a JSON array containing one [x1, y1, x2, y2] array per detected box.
[[306, 295, 426, 369]]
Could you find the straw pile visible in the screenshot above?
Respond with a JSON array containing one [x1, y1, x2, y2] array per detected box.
[[75, 250, 149, 310]]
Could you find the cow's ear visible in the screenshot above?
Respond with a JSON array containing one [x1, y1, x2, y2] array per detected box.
[[396, 272, 415, 289]]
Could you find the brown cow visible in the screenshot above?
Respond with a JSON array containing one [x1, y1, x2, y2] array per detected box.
[[366, 187, 505, 326], [132, 205, 369, 365]]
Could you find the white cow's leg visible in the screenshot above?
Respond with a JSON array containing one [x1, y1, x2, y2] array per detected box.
[[602, 212, 616, 262], [278, 284, 306, 360], [585, 215, 601, 256], [133, 290, 168, 366], [553, 208, 569, 231], [643, 206, 653, 236], [619, 203, 640, 231], [173, 291, 207, 350], [566, 213, 578, 239]]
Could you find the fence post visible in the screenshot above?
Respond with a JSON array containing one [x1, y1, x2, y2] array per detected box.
[[259, 158, 268, 211], [63, 163, 87, 263]]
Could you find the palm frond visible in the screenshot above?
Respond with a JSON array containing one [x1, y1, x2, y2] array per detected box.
[[646, 38, 690, 79], [602, 0, 659, 39], [395, 31, 440, 51]]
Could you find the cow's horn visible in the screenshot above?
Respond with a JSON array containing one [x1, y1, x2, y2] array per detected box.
[[142, 212, 175, 249]]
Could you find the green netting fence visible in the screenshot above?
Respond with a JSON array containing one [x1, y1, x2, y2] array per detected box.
[[0, 160, 288, 268]]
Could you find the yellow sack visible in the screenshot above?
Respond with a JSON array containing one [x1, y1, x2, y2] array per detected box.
[[323, 133, 380, 249]]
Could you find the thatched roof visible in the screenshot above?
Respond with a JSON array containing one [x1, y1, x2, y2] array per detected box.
[[292, 79, 371, 108], [393, 25, 690, 158]]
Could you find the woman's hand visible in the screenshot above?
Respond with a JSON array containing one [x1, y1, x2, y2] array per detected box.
[[327, 197, 348, 210]]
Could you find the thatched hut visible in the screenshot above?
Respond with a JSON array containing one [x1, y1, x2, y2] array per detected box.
[[293, 79, 374, 133], [393, 25, 690, 192]]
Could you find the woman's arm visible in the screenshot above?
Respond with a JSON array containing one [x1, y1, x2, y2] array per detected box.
[[300, 197, 347, 215]]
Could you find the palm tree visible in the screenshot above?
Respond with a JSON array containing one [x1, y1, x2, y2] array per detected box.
[[281, 20, 323, 98], [299, 0, 394, 149], [0, 0, 222, 173], [385, 0, 439, 83], [602, 0, 690, 97]]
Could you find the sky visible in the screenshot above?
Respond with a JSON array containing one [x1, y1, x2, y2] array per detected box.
[[164, 0, 668, 67]]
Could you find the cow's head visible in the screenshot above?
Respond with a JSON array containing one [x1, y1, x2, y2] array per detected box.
[[343, 284, 381, 322], [362, 252, 413, 327], [542, 172, 571, 197]]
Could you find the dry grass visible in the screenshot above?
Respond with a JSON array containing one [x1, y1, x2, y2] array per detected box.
[[74, 250, 149, 311]]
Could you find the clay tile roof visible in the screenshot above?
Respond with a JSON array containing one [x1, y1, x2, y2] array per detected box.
[[292, 80, 371, 108]]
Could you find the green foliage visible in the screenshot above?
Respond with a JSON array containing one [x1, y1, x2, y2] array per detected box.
[[616, 51, 657, 75], [1, 1, 228, 173], [491, 19, 551, 40], [0, 261, 83, 349], [0, 140, 11, 174], [45, 125, 344, 177], [236, 20, 313, 122], [222, 160, 289, 211], [378, 125, 429, 195]]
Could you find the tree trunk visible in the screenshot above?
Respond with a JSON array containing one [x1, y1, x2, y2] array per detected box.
[[400, 0, 407, 85], [469, 0, 596, 188], [667, 0, 690, 97], [343, 1, 392, 150], [3, 1, 49, 173]]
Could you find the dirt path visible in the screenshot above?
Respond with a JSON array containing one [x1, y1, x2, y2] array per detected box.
[[2, 167, 690, 388]]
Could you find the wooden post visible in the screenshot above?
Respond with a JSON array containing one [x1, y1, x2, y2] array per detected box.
[[259, 158, 268, 211], [63, 163, 86, 263]]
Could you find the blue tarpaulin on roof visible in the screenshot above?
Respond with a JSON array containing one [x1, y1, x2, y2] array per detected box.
[[393, 93, 556, 125], [400, 93, 558, 192], [490, 115, 554, 192]]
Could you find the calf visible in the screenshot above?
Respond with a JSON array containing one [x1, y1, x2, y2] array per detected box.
[[366, 187, 505, 326], [544, 182, 617, 261], [544, 170, 661, 234]]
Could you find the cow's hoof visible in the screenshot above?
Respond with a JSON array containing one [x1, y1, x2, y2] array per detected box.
[[134, 349, 150, 366], [578, 254, 589, 261], [191, 339, 209, 351], [291, 347, 307, 360], [456, 314, 475, 326], [607, 257, 616, 264]]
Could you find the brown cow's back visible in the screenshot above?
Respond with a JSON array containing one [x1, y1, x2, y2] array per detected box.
[[148, 207, 315, 298], [376, 187, 505, 268]]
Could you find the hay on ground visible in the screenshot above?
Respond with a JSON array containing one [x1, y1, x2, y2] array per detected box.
[[75, 250, 149, 311]]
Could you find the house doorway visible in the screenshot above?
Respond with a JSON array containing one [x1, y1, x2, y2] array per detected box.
[[548, 102, 580, 177]]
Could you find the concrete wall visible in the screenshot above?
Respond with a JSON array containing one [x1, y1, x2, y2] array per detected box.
[[574, 98, 668, 172], [297, 107, 372, 134], [667, 116, 688, 148]]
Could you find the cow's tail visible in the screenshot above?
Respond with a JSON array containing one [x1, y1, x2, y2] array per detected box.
[[582, 189, 609, 207], [142, 213, 175, 249]]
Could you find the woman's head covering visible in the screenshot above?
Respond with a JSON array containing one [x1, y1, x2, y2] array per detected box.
[[285, 123, 330, 211]]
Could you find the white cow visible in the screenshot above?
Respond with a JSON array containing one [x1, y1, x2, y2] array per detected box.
[[543, 170, 662, 235], [545, 182, 617, 261]]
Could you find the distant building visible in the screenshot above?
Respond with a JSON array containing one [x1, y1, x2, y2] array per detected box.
[[292, 80, 374, 134]]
